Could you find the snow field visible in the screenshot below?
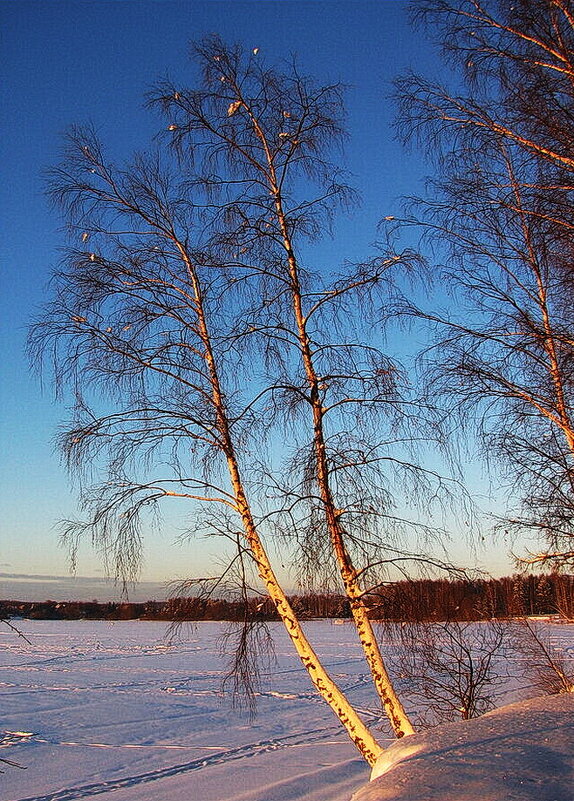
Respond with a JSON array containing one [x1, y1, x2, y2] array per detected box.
[[1, 619, 573, 801], [1, 621, 379, 800]]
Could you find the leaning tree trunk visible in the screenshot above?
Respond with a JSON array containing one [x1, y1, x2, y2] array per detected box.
[[242, 104, 415, 739], [178, 238, 385, 766], [280, 224, 415, 738]]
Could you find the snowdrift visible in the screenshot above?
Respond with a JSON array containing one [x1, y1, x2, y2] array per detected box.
[[352, 694, 574, 801]]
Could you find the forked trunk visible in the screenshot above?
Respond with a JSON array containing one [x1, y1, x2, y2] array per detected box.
[[180, 241, 384, 766]]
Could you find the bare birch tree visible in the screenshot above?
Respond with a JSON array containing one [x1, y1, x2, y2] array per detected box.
[[153, 37, 460, 737], [30, 132, 392, 764], [29, 39, 463, 763], [396, 0, 574, 568]]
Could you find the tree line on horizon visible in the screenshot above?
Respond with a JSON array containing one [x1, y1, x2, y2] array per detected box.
[[3, 573, 573, 621]]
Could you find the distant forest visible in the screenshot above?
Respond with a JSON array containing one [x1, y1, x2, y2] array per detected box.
[[2, 573, 573, 622]]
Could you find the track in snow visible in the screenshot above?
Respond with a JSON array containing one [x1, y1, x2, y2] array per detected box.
[[12, 725, 346, 801]]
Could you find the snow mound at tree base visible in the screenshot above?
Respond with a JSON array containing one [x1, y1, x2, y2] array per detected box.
[[351, 694, 574, 801]]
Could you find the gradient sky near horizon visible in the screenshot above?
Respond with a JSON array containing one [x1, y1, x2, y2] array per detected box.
[[1, 0, 525, 601]]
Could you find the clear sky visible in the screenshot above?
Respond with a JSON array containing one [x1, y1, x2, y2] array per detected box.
[[0, 0, 521, 601]]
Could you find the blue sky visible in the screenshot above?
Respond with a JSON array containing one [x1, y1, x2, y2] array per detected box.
[[0, 0, 519, 601]]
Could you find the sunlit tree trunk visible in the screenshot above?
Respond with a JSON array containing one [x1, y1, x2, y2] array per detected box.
[[177, 239, 384, 764]]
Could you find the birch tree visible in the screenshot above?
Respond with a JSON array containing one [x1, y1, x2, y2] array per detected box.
[[31, 126, 391, 764], [150, 37, 461, 737], [396, 0, 574, 568], [29, 38, 463, 763]]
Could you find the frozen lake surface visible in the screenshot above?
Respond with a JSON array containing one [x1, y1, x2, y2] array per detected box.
[[1, 619, 573, 801]]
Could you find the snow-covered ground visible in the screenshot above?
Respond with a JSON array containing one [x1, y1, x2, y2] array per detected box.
[[353, 694, 574, 801], [1, 620, 573, 801]]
